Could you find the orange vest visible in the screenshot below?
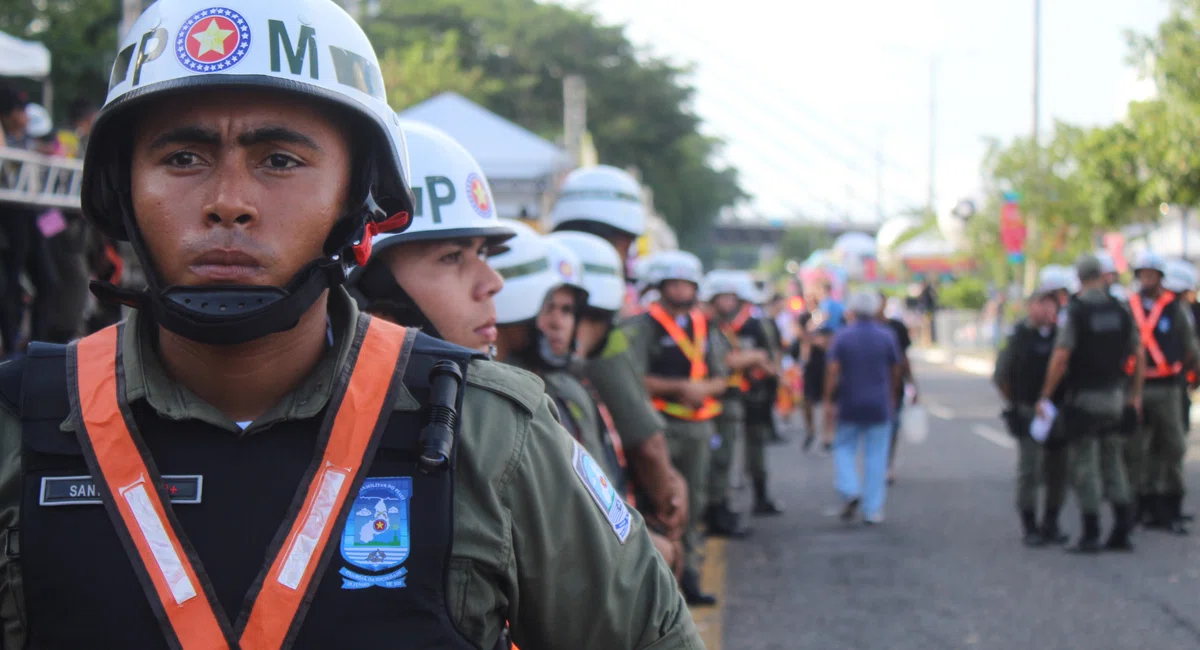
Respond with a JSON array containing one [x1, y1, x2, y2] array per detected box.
[[648, 303, 723, 421], [1130, 291, 1184, 379], [69, 319, 409, 650]]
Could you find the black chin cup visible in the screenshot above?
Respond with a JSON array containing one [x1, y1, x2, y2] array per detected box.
[[350, 261, 443, 339], [90, 259, 339, 346]]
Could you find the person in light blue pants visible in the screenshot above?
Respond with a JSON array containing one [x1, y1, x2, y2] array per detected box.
[[823, 290, 901, 524], [833, 421, 893, 521]]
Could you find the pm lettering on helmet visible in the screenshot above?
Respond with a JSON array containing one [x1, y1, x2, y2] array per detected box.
[[424, 176, 457, 224], [109, 27, 168, 91], [269, 20, 318, 79]]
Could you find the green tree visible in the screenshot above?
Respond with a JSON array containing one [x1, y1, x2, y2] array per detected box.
[[379, 30, 503, 109], [366, 0, 746, 250], [0, 0, 119, 123]]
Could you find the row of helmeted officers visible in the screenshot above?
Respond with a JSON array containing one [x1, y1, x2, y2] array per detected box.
[[994, 250, 1198, 553]]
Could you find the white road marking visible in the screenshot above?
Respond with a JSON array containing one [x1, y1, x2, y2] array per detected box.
[[953, 357, 994, 377], [926, 404, 954, 420], [971, 424, 1016, 450]]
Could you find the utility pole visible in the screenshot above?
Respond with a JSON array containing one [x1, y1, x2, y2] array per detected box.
[[1023, 0, 1042, 295], [563, 75, 588, 167], [876, 130, 886, 224], [927, 58, 937, 220]]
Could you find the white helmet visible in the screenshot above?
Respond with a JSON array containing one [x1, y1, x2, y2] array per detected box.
[[1094, 251, 1117, 275], [1132, 251, 1167, 275], [1037, 265, 1072, 293], [25, 104, 52, 139], [355, 119, 515, 265], [490, 220, 587, 325], [78, 0, 415, 345], [549, 165, 647, 238], [645, 250, 703, 287], [1163, 259, 1197, 293], [703, 270, 744, 302], [546, 231, 625, 313], [633, 257, 658, 294]]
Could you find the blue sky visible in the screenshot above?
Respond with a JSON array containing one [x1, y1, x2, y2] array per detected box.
[[564, 0, 1167, 225]]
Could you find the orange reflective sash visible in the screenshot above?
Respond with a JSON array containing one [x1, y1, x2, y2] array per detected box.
[[648, 303, 722, 421], [68, 317, 411, 650], [1130, 292, 1183, 379]]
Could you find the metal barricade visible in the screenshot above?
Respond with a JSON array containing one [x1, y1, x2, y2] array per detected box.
[[0, 146, 84, 211]]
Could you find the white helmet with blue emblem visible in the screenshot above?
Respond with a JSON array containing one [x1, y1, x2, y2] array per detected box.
[[1163, 259, 1197, 294], [490, 220, 588, 326], [545, 231, 626, 314], [80, 0, 419, 345], [1132, 250, 1168, 275]]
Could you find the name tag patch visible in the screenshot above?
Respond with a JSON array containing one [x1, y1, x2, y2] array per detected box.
[[39, 475, 203, 507], [572, 443, 631, 544]]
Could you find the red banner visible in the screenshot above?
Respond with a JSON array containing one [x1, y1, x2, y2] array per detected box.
[[1000, 201, 1026, 255], [1104, 233, 1127, 273]]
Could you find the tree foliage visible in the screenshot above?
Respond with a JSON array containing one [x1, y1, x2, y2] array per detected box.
[[5, 0, 745, 249]]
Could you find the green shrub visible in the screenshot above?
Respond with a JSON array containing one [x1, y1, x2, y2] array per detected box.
[[939, 276, 989, 310]]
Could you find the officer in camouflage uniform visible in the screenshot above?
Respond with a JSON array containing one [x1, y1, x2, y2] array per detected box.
[[993, 284, 1069, 546], [625, 250, 727, 605], [1128, 253, 1199, 534], [1038, 255, 1143, 553]]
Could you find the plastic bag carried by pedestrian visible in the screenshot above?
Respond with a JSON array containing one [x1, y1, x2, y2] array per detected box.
[[900, 396, 928, 445]]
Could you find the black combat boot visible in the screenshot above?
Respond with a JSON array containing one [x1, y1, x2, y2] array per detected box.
[[705, 501, 750, 538], [1021, 510, 1044, 547], [1164, 494, 1190, 536], [1040, 507, 1069, 545], [1137, 494, 1159, 528], [1067, 513, 1102, 554], [752, 478, 784, 516], [1103, 503, 1135, 551], [680, 567, 717, 606]]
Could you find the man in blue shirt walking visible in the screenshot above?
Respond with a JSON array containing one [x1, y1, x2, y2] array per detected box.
[[823, 291, 902, 524]]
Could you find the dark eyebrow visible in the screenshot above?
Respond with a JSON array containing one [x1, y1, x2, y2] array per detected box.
[[148, 126, 220, 150], [237, 126, 322, 151]]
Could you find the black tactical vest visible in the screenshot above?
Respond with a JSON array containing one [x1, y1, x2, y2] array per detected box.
[[646, 314, 698, 379], [1067, 296, 1133, 391], [0, 332, 490, 650], [1009, 322, 1061, 406], [1144, 296, 1186, 376]]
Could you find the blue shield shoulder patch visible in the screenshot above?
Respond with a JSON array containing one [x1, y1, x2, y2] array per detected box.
[[572, 443, 632, 544], [339, 477, 411, 590]]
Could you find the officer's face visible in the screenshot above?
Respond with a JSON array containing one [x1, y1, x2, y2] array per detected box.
[[130, 88, 352, 289], [713, 294, 739, 316], [1136, 269, 1163, 292], [537, 287, 577, 357], [662, 280, 697, 306], [383, 237, 503, 353], [1028, 296, 1057, 326]]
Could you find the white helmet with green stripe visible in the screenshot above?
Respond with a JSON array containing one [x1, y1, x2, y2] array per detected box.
[[646, 250, 704, 287], [80, 0, 416, 345], [545, 231, 625, 313], [490, 220, 588, 326], [549, 165, 647, 239]]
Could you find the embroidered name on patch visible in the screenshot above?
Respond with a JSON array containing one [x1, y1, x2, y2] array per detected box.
[[572, 443, 631, 544], [39, 475, 203, 506]]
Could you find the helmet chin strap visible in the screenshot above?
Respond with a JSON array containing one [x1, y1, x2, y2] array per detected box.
[[351, 261, 444, 339], [93, 187, 408, 346]]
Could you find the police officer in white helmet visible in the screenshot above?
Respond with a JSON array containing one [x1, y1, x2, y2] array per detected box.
[[349, 119, 513, 353], [548, 166, 692, 569]]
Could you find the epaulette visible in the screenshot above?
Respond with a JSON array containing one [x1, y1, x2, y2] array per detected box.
[[463, 360, 545, 416]]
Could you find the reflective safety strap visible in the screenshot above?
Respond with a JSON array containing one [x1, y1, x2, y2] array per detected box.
[[1130, 292, 1181, 377], [70, 318, 411, 650], [71, 326, 231, 650]]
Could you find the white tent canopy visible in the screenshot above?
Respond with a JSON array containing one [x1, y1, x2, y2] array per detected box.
[[0, 31, 51, 79], [399, 92, 569, 182]]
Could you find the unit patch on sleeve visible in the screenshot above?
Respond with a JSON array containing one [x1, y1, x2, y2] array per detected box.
[[572, 442, 632, 544], [339, 477, 412, 589]]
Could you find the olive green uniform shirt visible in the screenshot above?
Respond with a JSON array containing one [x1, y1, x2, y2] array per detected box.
[[710, 320, 744, 419], [0, 290, 702, 650], [583, 328, 665, 449]]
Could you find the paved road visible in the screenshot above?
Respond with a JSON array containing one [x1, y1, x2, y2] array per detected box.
[[699, 359, 1200, 650]]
